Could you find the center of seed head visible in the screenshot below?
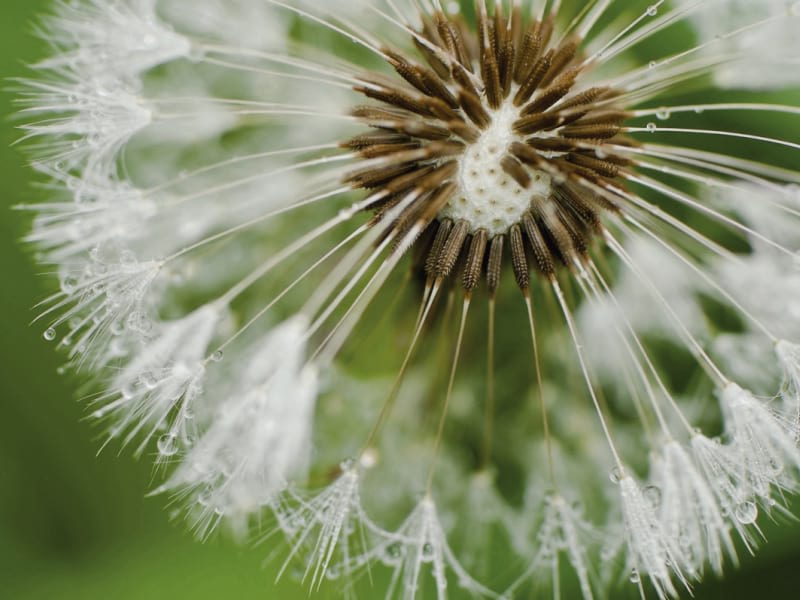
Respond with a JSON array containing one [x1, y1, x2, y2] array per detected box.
[[346, 6, 633, 289], [441, 100, 551, 237]]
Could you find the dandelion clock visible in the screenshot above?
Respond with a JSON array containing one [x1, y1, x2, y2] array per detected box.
[[16, 0, 800, 598]]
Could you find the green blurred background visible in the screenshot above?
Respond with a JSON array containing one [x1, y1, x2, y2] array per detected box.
[[1, 1, 799, 599]]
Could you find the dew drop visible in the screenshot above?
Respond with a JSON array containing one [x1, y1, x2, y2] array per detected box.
[[157, 433, 179, 457], [141, 371, 159, 390], [289, 515, 307, 531], [126, 312, 142, 330], [422, 542, 435, 560], [126, 311, 152, 334], [325, 565, 341, 580], [648, 60, 657, 69], [385, 542, 403, 560], [210, 350, 224, 363], [655, 108, 671, 121], [61, 276, 79, 294], [43, 328, 57, 342], [644, 485, 662, 509], [734, 501, 758, 524], [646, 5, 658, 17], [338, 206, 356, 220], [360, 447, 379, 469], [765, 454, 784, 473], [646, 122, 657, 133], [630, 568, 641, 584], [121, 382, 136, 400], [609, 466, 623, 484]]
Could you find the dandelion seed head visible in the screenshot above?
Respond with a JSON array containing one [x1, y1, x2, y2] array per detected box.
[[17, 0, 800, 598]]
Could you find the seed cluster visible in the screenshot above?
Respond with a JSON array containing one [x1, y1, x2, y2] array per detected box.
[[344, 5, 634, 295]]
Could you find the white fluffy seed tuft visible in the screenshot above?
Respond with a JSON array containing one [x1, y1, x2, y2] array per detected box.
[[510, 494, 598, 600], [18, 78, 152, 179], [719, 383, 800, 499], [682, 0, 800, 89], [367, 496, 496, 600], [36, 0, 190, 79], [776, 339, 800, 440], [99, 305, 222, 450], [618, 475, 687, 599], [651, 440, 737, 577], [276, 467, 366, 589], [159, 316, 316, 538]]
